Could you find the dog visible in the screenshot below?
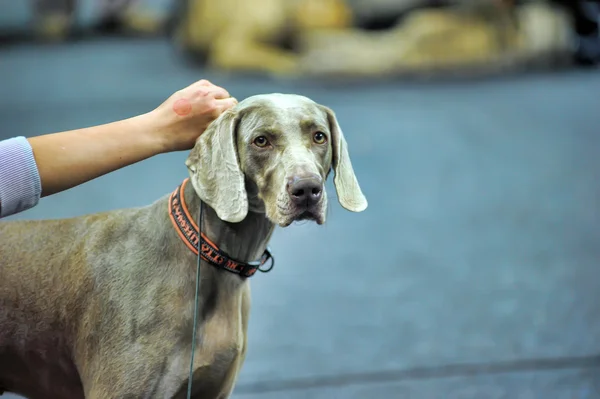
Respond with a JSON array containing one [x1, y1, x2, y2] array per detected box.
[[0, 93, 367, 398], [173, 0, 354, 76], [298, 1, 574, 79]]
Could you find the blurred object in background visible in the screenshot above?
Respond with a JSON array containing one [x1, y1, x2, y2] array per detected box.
[[349, 0, 434, 24], [298, 0, 577, 79], [30, 0, 76, 41], [349, 0, 599, 69], [0, 0, 597, 77], [26, 0, 171, 42], [555, 0, 600, 65], [92, 0, 168, 37], [173, 0, 354, 77], [172, 0, 598, 80]]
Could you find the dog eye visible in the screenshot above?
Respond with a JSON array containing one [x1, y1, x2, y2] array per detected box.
[[313, 132, 327, 144], [253, 136, 270, 148]]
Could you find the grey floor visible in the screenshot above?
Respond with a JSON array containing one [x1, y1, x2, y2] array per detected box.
[[1, 38, 600, 398]]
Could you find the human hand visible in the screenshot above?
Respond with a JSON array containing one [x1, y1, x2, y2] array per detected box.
[[150, 79, 238, 152]]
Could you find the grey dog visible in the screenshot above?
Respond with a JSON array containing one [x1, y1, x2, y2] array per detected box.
[[0, 93, 368, 398]]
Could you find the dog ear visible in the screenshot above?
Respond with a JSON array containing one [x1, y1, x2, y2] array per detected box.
[[185, 109, 248, 223], [321, 105, 368, 212]]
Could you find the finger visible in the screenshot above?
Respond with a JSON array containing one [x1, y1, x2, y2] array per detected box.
[[214, 97, 238, 112], [195, 85, 230, 100], [206, 86, 230, 100], [196, 79, 213, 87], [193, 79, 226, 95]]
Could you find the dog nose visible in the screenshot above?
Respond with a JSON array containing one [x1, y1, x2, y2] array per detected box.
[[287, 175, 323, 207]]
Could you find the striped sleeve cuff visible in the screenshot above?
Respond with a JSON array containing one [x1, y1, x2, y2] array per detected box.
[[0, 136, 42, 218]]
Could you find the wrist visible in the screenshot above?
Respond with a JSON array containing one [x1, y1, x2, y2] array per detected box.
[[135, 110, 172, 155]]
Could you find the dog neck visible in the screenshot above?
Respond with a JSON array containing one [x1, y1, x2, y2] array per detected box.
[[181, 178, 275, 277]]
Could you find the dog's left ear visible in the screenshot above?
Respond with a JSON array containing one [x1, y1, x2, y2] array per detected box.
[[321, 105, 368, 212], [185, 109, 248, 223]]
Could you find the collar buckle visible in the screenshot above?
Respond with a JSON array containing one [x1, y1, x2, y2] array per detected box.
[[236, 247, 274, 278], [258, 247, 275, 273]]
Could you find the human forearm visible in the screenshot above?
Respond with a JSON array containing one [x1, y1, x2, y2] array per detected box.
[[0, 79, 235, 218], [27, 112, 165, 197]]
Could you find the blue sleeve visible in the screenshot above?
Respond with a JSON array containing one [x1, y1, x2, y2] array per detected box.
[[0, 137, 42, 218]]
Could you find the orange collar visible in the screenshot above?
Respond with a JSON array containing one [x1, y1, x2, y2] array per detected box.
[[168, 178, 273, 278]]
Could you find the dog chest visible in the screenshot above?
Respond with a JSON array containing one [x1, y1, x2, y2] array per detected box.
[[160, 288, 247, 397]]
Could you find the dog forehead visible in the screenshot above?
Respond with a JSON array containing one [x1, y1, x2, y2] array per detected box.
[[238, 94, 328, 134]]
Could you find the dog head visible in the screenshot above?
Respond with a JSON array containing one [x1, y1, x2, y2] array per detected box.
[[185, 93, 367, 227]]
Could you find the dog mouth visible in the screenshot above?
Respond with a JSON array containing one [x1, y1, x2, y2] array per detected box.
[[277, 206, 324, 227], [296, 210, 319, 222]]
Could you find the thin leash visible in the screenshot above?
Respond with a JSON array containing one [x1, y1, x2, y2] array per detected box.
[[168, 178, 274, 398], [186, 200, 204, 399]]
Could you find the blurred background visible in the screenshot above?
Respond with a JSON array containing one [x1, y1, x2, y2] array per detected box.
[[1, 0, 600, 398]]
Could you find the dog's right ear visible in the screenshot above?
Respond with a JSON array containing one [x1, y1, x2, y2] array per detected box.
[[185, 109, 249, 223]]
